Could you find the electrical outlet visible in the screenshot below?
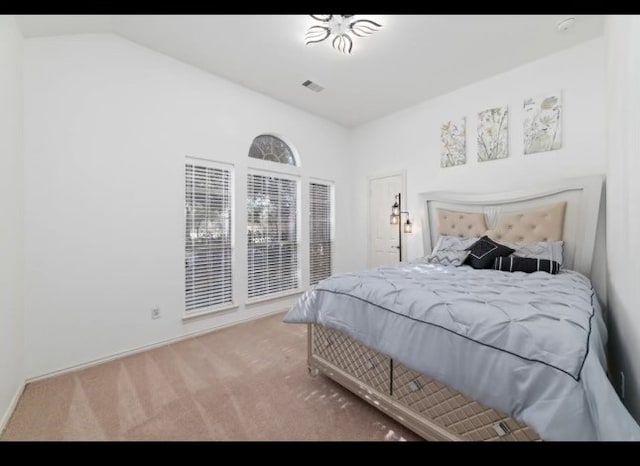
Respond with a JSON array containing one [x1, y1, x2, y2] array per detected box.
[[621, 371, 625, 399], [151, 308, 161, 320]]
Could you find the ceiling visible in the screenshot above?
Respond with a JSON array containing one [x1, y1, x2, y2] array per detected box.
[[17, 15, 604, 127]]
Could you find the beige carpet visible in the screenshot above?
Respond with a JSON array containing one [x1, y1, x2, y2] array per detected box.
[[2, 312, 420, 441]]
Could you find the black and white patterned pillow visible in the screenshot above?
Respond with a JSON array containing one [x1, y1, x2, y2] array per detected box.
[[505, 241, 564, 267], [464, 236, 515, 269], [424, 249, 471, 267], [493, 256, 560, 275]]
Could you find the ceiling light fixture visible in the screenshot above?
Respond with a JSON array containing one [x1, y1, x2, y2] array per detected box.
[[304, 15, 382, 55]]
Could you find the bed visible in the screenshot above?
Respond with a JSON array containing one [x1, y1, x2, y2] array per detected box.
[[285, 176, 640, 441]]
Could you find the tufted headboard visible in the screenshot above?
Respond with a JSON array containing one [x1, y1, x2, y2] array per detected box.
[[418, 176, 604, 277], [485, 202, 566, 243]]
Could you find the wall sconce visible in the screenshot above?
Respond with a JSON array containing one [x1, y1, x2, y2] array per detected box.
[[389, 193, 412, 261]]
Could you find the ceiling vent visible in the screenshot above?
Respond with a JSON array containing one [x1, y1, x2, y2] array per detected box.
[[302, 80, 324, 93]]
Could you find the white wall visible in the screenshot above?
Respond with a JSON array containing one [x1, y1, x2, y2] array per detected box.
[[21, 30, 632, 425], [351, 38, 607, 292], [604, 15, 640, 422], [0, 16, 24, 429], [23, 33, 355, 379], [15, 24, 639, 427]]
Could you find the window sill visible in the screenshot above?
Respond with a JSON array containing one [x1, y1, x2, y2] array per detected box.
[[182, 303, 239, 321], [245, 289, 304, 306]]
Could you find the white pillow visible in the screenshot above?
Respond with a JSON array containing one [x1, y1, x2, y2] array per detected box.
[[504, 241, 564, 267], [433, 235, 480, 253]]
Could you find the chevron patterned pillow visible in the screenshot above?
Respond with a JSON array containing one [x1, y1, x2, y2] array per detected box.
[[424, 249, 471, 267], [434, 235, 480, 252]]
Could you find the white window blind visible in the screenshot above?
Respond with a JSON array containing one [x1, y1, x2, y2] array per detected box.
[[185, 161, 233, 314], [309, 182, 333, 285], [247, 173, 299, 298]]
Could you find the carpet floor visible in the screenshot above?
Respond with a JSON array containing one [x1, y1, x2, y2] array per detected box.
[[2, 312, 420, 441]]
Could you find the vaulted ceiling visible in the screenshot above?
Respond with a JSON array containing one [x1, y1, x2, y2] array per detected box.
[[18, 15, 604, 126]]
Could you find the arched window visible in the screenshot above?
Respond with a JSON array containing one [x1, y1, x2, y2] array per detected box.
[[248, 135, 297, 166]]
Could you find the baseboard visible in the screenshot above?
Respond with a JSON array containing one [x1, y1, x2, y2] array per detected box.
[[26, 307, 288, 384], [0, 382, 25, 436]]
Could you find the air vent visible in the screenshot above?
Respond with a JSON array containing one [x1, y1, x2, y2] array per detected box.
[[302, 80, 324, 93]]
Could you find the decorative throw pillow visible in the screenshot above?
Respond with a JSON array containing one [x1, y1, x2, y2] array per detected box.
[[493, 256, 560, 275], [433, 235, 480, 253], [424, 249, 471, 267], [464, 236, 515, 269], [505, 241, 564, 267]]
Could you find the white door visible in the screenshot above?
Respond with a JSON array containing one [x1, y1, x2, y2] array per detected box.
[[369, 174, 404, 267]]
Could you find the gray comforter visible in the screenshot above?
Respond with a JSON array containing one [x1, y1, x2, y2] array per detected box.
[[284, 262, 640, 440]]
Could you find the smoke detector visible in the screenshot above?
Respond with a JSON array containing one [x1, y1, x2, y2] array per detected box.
[[556, 17, 576, 32]]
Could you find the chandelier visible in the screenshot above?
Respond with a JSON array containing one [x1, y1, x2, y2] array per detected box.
[[304, 15, 382, 55]]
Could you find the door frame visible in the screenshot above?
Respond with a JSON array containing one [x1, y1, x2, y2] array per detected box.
[[367, 169, 407, 268]]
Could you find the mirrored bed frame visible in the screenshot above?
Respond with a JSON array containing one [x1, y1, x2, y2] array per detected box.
[[306, 176, 604, 441]]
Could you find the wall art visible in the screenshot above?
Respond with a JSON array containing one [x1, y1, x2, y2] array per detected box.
[[524, 91, 562, 154], [477, 106, 509, 162], [440, 118, 466, 168]]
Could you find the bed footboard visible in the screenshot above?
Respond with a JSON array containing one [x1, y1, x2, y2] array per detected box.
[[308, 323, 540, 441]]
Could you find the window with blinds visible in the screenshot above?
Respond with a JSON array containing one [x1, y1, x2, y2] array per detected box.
[[185, 160, 233, 315], [309, 182, 333, 285], [247, 173, 299, 299]]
